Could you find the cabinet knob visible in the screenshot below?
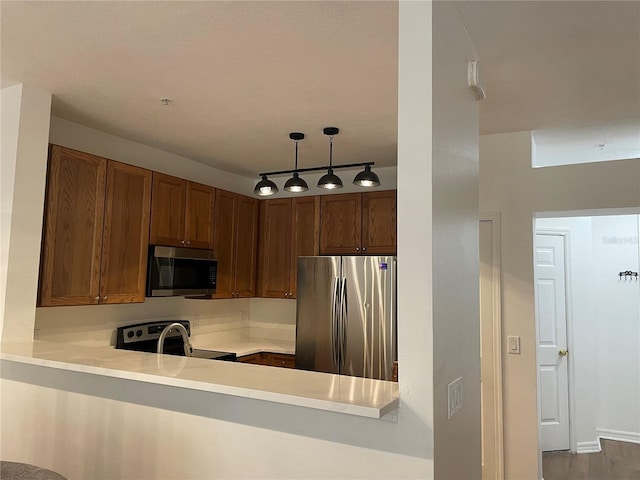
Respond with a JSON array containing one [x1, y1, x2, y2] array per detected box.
[[356, 247, 360, 252], [103, 296, 107, 301], [180, 240, 185, 245], [362, 247, 367, 252], [186, 241, 191, 246], [94, 296, 100, 302]]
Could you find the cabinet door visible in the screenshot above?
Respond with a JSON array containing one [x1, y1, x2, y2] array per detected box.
[[362, 190, 397, 254], [234, 194, 259, 298], [39, 146, 106, 306], [149, 172, 186, 247], [257, 199, 292, 298], [99, 161, 152, 304], [269, 353, 296, 368], [289, 196, 320, 297], [319, 193, 362, 255], [185, 181, 215, 249], [212, 189, 237, 298]]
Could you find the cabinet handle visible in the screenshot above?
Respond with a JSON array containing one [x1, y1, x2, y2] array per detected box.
[[180, 240, 185, 245], [94, 296, 100, 302], [103, 296, 107, 301]]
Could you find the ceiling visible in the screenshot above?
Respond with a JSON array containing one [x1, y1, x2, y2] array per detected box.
[[2, 1, 638, 178]]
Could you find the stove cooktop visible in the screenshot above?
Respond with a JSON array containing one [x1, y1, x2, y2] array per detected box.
[[114, 320, 236, 362]]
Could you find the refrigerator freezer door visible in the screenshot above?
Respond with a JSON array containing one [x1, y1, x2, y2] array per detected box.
[[295, 256, 341, 374], [341, 256, 396, 380]]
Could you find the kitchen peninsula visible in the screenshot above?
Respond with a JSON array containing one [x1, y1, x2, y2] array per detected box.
[[1, 340, 399, 419]]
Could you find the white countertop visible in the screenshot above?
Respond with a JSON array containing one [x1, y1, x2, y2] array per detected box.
[[0, 341, 399, 419], [191, 336, 294, 357]]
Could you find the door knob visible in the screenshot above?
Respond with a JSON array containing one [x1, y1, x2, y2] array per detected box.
[[559, 349, 569, 357]]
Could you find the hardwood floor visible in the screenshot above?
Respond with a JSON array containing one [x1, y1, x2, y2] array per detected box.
[[543, 439, 640, 480]]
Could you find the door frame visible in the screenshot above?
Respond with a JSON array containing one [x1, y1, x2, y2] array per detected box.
[[480, 212, 504, 479], [534, 229, 577, 453]]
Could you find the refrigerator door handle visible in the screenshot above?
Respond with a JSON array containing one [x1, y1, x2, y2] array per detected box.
[[331, 277, 340, 366], [340, 276, 348, 366]]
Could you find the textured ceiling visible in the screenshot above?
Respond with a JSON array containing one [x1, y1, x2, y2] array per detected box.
[[1, 1, 398, 177], [2, 1, 638, 176], [456, 1, 640, 164]]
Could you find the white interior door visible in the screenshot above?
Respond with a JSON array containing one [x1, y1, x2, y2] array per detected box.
[[535, 233, 570, 451]]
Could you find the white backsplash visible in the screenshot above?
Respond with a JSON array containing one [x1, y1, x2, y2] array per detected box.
[[34, 297, 296, 346]]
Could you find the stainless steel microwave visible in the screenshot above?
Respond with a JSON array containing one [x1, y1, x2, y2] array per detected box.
[[146, 246, 217, 297]]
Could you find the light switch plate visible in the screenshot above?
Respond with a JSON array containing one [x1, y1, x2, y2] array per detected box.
[[447, 377, 463, 419], [508, 335, 521, 354]]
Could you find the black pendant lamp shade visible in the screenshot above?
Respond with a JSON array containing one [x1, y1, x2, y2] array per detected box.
[[353, 164, 380, 187], [284, 132, 309, 193], [254, 174, 278, 196], [318, 127, 343, 190]]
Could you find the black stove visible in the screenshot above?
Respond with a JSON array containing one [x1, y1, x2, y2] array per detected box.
[[115, 320, 236, 361]]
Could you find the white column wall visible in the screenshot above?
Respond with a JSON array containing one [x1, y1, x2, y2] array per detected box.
[[432, 2, 481, 479], [0, 84, 51, 343]]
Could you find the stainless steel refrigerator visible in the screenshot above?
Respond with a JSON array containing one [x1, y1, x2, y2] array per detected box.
[[295, 256, 397, 380]]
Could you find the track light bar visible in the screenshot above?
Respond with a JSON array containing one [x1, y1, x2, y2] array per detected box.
[[258, 162, 375, 178]]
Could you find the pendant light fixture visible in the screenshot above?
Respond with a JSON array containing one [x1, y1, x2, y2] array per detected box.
[[253, 174, 278, 196], [254, 126, 381, 196], [353, 164, 380, 187], [317, 127, 343, 190], [284, 132, 309, 193]]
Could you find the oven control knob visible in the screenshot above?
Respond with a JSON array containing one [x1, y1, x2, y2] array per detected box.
[[136, 329, 143, 337], [127, 331, 134, 338]]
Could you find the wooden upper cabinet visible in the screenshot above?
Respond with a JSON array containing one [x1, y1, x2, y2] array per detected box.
[[213, 190, 258, 298], [289, 196, 320, 297], [149, 173, 186, 247], [257, 199, 292, 298], [362, 190, 397, 254], [150, 172, 215, 249], [234, 194, 259, 298], [257, 196, 319, 299], [39, 145, 152, 307], [39, 146, 106, 306], [185, 181, 215, 249], [320, 193, 362, 255], [99, 161, 152, 304], [319, 191, 396, 255]]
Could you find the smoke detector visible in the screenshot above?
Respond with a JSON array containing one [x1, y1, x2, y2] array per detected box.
[[468, 60, 486, 101]]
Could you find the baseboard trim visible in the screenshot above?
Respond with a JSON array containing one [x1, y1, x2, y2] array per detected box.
[[597, 428, 640, 445], [577, 440, 601, 454]]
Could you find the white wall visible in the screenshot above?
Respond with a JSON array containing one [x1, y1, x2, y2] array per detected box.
[[481, 131, 640, 479], [0, 84, 52, 343], [49, 116, 253, 193], [592, 215, 640, 440], [432, 2, 481, 478]]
